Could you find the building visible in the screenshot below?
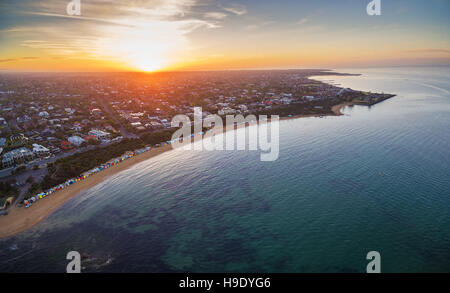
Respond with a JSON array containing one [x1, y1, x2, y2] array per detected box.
[[83, 135, 98, 142], [1, 147, 34, 168], [238, 105, 248, 112], [90, 108, 102, 116], [68, 135, 85, 147], [38, 111, 50, 118], [136, 126, 146, 131], [61, 141, 74, 150], [17, 115, 31, 124], [88, 129, 110, 140], [10, 133, 27, 141], [147, 121, 163, 129], [2, 156, 13, 168], [303, 96, 316, 102], [131, 122, 142, 127], [218, 107, 237, 115], [280, 97, 293, 105], [65, 108, 75, 114], [32, 144, 50, 157], [337, 88, 352, 96], [72, 125, 83, 132]]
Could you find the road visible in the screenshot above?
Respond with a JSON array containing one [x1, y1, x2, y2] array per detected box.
[[98, 98, 139, 139]]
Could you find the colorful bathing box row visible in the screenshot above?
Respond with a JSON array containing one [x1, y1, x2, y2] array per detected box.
[[23, 146, 154, 208], [22, 132, 207, 208]]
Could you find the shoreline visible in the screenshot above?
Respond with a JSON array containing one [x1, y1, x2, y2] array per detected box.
[[0, 144, 173, 239], [0, 103, 352, 240], [331, 102, 354, 116]]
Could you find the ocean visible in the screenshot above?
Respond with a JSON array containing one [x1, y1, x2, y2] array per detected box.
[[1, 66, 449, 273]]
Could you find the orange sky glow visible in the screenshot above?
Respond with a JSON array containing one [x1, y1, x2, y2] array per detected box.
[[0, 0, 449, 72]]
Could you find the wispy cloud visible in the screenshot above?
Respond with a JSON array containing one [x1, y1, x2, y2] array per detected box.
[[0, 59, 18, 63], [21, 11, 135, 27], [221, 3, 247, 15], [5, 0, 224, 69], [204, 12, 228, 20], [0, 57, 39, 63], [246, 21, 276, 30], [297, 25, 324, 33], [296, 17, 309, 25], [402, 49, 450, 54]]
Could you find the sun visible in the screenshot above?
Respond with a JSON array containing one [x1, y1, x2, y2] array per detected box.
[[122, 41, 171, 72], [134, 57, 166, 72], [96, 19, 186, 73]]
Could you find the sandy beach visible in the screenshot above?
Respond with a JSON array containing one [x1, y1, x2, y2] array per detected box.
[[0, 104, 350, 240], [332, 102, 353, 116]]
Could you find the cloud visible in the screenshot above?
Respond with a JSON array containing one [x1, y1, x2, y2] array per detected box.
[[0, 59, 18, 63], [0, 57, 39, 63], [297, 25, 324, 33], [5, 0, 224, 70], [402, 49, 450, 54], [204, 12, 228, 19], [221, 3, 247, 15], [21, 11, 135, 28], [296, 12, 322, 26], [246, 21, 276, 30], [296, 17, 309, 25]]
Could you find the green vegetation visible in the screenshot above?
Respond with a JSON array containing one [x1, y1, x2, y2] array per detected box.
[[25, 183, 42, 199], [140, 129, 175, 145], [38, 129, 178, 191], [3, 138, 27, 152], [0, 197, 6, 207], [41, 138, 145, 190], [13, 165, 26, 174], [0, 179, 19, 199]]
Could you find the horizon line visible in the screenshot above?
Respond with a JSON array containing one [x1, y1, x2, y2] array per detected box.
[[1, 64, 450, 74]]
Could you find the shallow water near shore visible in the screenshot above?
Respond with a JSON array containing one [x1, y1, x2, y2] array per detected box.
[[1, 66, 449, 272]]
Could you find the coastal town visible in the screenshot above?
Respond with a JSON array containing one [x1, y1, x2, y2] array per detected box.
[[0, 70, 394, 214]]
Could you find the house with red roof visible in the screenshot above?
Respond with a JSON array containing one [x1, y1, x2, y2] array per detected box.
[[61, 140, 74, 150]]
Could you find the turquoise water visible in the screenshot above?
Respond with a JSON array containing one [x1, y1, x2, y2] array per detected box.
[[1, 66, 449, 272]]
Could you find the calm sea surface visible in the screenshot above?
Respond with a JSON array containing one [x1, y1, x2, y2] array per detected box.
[[1, 66, 449, 272]]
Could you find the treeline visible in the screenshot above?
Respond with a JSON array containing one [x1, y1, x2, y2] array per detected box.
[[41, 139, 145, 190], [140, 129, 175, 145], [0, 179, 19, 199], [252, 103, 333, 117], [39, 129, 178, 191]]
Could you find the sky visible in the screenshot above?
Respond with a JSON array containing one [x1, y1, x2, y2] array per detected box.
[[0, 0, 449, 72]]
